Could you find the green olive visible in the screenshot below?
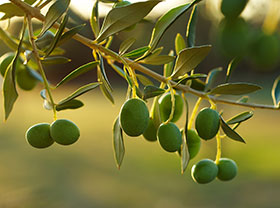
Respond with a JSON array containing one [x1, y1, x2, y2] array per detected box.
[[221, 0, 248, 19], [16, 66, 38, 91], [159, 93, 184, 122], [142, 118, 157, 142], [157, 122, 182, 152], [195, 108, 220, 140], [50, 119, 80, 145], [191, 159, 218, 184], [217, 158, 238, 181], [120, 98, 149, 137], [25, 123, 54, 149]]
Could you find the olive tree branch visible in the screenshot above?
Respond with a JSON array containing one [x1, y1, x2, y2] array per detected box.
[[8, 0, 280, 111]]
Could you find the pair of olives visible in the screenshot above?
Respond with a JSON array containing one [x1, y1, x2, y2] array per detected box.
[[191, 158, 238, 184], [26, 119, 80, 148], [0, 52, 39, 91]]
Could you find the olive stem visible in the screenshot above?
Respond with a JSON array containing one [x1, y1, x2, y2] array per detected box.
[[215, 131, 222, 164], [165, 81, 176, 124], [26, 15, 57, 120], [187, 97, 202, 130]]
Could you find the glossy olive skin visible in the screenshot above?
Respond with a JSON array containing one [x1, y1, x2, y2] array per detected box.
[[119, 98, 149, 137], [221, 0, 248, 18], [217, 158, 238, 181], [143, 118, 157, 142], [50, 119, 80, 145], [25, 123, 54, 149], [191, 159, 218, 184], [195, 108, 220, 141], [157, 122, 182, 152], [158, 93, 184, 122]]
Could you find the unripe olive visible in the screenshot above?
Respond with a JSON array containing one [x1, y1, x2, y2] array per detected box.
[[158, 93, 184, 122], [25, 123, 54, 148], [186, 129, 201, 159], [195, 108, 220, 140], [0, 52, 14, 77], [217, 158, 238, 181], [16, 66, 38, 91], [142, 118, 157, 142], [119, 98, 149, 137], [157, 122, 182, 152], [50, 119, 80, 145], [191, 159, 218, 184], [35, 30, 55, 50], [221, 0, 248, 18]]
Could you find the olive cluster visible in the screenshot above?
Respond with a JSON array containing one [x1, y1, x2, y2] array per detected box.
[[25, 119, 80, 148]]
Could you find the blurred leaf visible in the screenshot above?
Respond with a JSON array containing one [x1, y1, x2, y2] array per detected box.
[[124, 46, 149, 59], [163, 50, 174, 77], [227, 111, 253, 125], [113, 117, 125, 169], [90, 0, 100, 38], [3, 21, 25, 120], [151, 97, 162, 128], [171, 45, 211, 78], [136, 74, 153, 86], [100, 0, 118, 3], [190, 79, 205, 91], [98, 53, 113, 91], [45, 13, 69, 57], [97, 68, 114, 104], [175, 73, 207, 85], [237, 96, 249, 103], [24, 0, 37, 5], [110, 63, 125, 78], [43, 99, 53, 110], [41, 56, 71, 65], [27, 66, 43, 82], [40, 89, 47, 100], [205, 67, 223, 91], [148, 2, 194, 51], [56, 61, 99, 88], [272, 76, 280, 107], [58, 82, 100, 105], [225, 57, 241, 83], [57, 24, 85, 46], [96, 1, 161, 42], [210, 83, 262, 95], [56, 99, 84, 111], [143, 85, 165, 100], [0, 3, 24, 20], [140, 55, 175, 65], [186, 5, 198, 47], [175, 33, 186, 55], [220, 116, 246, 143], [119, 37, 136, 55], [39, 0, 70, 37], [181, 130, 190, 174]]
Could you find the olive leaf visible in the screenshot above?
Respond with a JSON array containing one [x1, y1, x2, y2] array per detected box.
[[119, 37, 136, 55], [174, 73, 207, 85], [38, 0, 70, 37], [96, 1, 161, 42], [90, 0, 100, 38], [113, 117, 125, 169], [227, 111, 253, 125], [143, 85, 165, 100], [237, 96, 249, 103], [186, 5, 198, 47], [205, 67, 223, 92], [140, 55, 175, 66], [41, 56, 71, 65], [163, 50, 175, 77], [97, 68, 114, 104], [210, 82, 262, 95], [151, 96, 162, 129], [56, 61, 99, 88], [272, 76, 280, 107], [110, 63, 125, 78], [58, 82, 101, 105], [124, 46, 150, 59], [0, 3, 24, 20], [220, 116, 246, 143], [190, 79, 205, 91], [98, 53, 113, 91], [175, 33, 186, 55], [181, 130, 190, 174], [56, 99, 84, 111], [136, 74, 153, 86], [171, 45, 211, 79], [225, 57, 241, 83], [57, 24, 85, 46]]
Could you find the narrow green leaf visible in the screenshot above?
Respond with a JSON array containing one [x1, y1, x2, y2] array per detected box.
[[38, 0, 70, 37], [56, 99, 84, 111], [220, 116, 246, 143], [171, 45, 211, 79], [98, 53, 113, 91], [181, 130, 190, 174], [113, 117, 125, 169], [205, 67, 223, 91], [123, 46, 149, 59], [227, 111, 253, 125], [100, 0, 118, 3], [0, 3, 24, 20], [210, 83, 262, 95], [97, 68, 114, 104], [151, 96, 162, 129], [96, 1, 161, 42], [119, 37, 136, 55], [90, 0, 100, 38], [44, 13, 69, 57], [41, 56, 71, 65], [140, 55, 175, 65], [110, 63, 125, 78], [148, 0, 201, 51], [163, 50, 174, 77], [175, 33, 186, 55], [175, 73, 207, 86], [143, 85, 165, 100], [56, 61, 99, 88], [3, 21, 26, 120], [225, 57, 241, 83], [237, 96, 249, 103], [57, 24, 85, 46], [58, 82, 101, 105], [136, 74, 153, 86], [272, 76, 280, 107], [186, 5, 198, 47], [190, 79, 205, 91]]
